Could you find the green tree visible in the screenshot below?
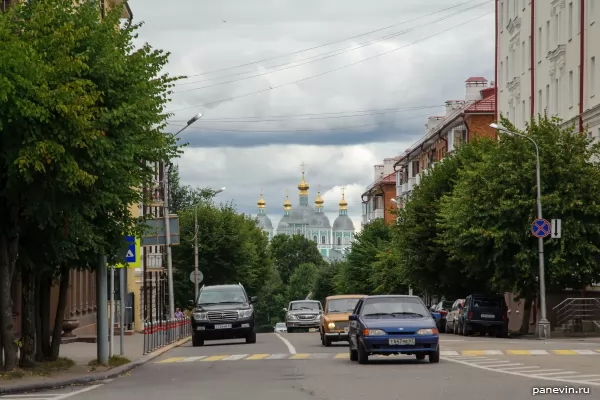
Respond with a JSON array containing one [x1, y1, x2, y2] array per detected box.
[[311, 261, 343, 303], [337, 218, 392, 294], [269, 234, 325, 284], [288, 263, 319, 301], [0, 1, 178, 369], [439, 116, 600, 332]]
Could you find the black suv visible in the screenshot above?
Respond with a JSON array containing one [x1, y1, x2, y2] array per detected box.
[[188, 283, 257, 346], [459, 293, 509, 337]]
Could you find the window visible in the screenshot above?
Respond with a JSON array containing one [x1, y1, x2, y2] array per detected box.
[[506, 56, 509, 82], [522, 40, 526, 71], [289, 301, 322, 311], [197, 287, 247, 305], [528, 35, 531, 68], [313, 235, 317, 242], [522, 100, 526, 125], [360, 297, 429, 317], [500, 61, 504, 85], [554, 13, 559, 47], [591, 57, 596, 96], [546, 21, 550, 53], [546, 84, 550, 113], [538, 89, 542, 115], [297, 229, 301, 234], [577, 0, 581, 33], [327, 298, 361, 313], [537, 27, 542, 60], [554, 78, 559, 113], [500, 2, 504, 28], [569, 70, 574, 106], [337, 237, 341, 245], [321, 235, 326, 244], [569, 2, 573, 39], [590, 0, 595, 24]]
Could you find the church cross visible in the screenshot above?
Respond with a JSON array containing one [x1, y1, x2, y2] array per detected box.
[[300, 161, 306, 173], [341, 186, 346, 196]]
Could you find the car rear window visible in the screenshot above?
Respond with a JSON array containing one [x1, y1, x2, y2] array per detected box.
[[442, 301, 454, 309], [473, 297, 504, 308]]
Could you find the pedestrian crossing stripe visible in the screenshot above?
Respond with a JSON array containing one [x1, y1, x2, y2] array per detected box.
[[154, 349, 600, 363]]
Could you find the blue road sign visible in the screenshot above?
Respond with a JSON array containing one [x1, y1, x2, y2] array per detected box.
[[531, 218, 551, 238], [125, 235, 136, 263]]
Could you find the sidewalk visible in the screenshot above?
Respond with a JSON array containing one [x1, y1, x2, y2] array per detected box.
[[0, 333, 190, 395]]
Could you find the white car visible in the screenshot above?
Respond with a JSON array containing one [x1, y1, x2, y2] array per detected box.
[[274, 322, 287, 333]]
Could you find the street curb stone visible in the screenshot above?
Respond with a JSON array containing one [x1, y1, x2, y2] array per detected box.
[[0, 336, 191, 395]]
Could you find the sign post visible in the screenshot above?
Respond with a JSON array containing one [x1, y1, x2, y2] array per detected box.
[[190, 270, 203, 285]]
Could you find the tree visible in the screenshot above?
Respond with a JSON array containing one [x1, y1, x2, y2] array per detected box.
[[288, 263, 319, 301], [337, 218, 392, 294], [0, 1, 179, 369], [439, 116, 600, 331], [311, 261, 343, 304], [269, 234, 325, 285]]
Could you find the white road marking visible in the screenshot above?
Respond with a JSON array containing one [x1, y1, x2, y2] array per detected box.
[[440, 350, 459, 356], [442, 357, 600, 386], [274, 332, 296, 354], [527, 350, 549, 355], [266, 353, 290, 359], [566, 375, 600, 380], [529, 371, 580, 376], [500, 366, 542, 371], [179, 356, 206, 362], [573, 349, 598, 355], [222, 354, 249, 361], [473, 360, 516, 365]]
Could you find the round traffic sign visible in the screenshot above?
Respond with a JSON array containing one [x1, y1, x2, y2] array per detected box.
[[189, 270, 203, 284], [531, 218, 551, 238]]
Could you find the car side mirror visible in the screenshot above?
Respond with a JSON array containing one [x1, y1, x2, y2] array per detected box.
[[431, 312, 441, 319], [283, 308, 287, 312], [348, 314, 357, 321], [187, 300, 194, 307], [250, 296, 258, 303]]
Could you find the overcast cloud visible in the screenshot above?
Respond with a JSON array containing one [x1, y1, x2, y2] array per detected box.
[[129, 0, 495, 230]]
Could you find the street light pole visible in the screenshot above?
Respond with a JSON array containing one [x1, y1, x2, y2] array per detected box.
[[194, 187, 226, 301], [491, 123, 550, 339], [164, 112, 203, 318]]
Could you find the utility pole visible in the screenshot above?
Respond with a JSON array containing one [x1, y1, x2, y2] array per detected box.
[[194, 205, 199, 301], [96, 256, 108, 365], [109, 265, 115, 357], [163, 162, 175, 319], [120, 266, 125, 355]]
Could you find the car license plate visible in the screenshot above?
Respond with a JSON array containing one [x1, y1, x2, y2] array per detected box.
[[344, 327, 349, 333], [389, 338, 415, 345], [481, 314, 495, 318], [214, 324, 232, 329]]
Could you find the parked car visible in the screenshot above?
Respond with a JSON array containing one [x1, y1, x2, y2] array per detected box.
[[274, 322, 287, 333], [446, 299, 465, 334], [432, 300, 454, 333], [348, 295, 441, 364], [284, 300, 323, 333], [458, 294, 508, 337], [319, 295, 365, 346], [188, 283, 257, 346]]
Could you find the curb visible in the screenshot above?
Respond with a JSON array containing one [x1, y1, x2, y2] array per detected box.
[[0, 336, 191, 396]]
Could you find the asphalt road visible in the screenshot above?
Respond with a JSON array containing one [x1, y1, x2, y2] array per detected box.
[[2, 332, 599, 400]]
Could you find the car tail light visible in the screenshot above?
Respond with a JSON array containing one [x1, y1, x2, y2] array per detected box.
[[468, 312, 473, 319], [502, 311, 507, 321], [440, 310, 448, 315]]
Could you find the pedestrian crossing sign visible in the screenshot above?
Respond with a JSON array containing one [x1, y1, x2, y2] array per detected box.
[[122, 235, 140, 267]]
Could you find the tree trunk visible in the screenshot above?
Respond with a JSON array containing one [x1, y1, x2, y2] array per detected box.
[[20, 266, 36, 368], [49, 266, 70, 361], [519, 296, 533, 334], [39, 274, 51, 360], [0, 232, 19, 370], [34, 274, 43, 362]]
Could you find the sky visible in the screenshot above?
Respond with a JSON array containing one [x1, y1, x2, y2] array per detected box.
[[128, 0, 496, 231]]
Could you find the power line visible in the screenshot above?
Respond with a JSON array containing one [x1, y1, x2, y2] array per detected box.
[[175, 1, 492, 92], [169, 104, 444, 123], [168, 11, 492, 114], [177, 0, 483, 79]]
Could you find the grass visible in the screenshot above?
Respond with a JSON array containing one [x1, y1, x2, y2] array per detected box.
[[87, 355, 131, 370], [0, 357, 75, 381]]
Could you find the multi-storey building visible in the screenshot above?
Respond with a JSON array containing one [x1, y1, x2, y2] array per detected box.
[[361, 158, 399, 226], [496, 0, 599, 136]]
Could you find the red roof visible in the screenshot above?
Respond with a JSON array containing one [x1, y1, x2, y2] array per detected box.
[[466, 77, 488, 82], [464, 93, 496, 114]]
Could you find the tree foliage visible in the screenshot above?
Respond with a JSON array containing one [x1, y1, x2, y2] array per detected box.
[[269, 234, 325, 285]]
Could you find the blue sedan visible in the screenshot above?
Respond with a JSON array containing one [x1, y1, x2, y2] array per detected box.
[[348, 295, 441, 364]]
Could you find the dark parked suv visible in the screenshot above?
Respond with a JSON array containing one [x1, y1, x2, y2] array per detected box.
[[188, 283, 257, 346], [459, 293, 508, 337]]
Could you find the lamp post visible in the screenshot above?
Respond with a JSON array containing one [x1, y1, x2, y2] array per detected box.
[[490, 122, 550, 339], [164, 112, 203, 318], [194, 187, 226, 301]]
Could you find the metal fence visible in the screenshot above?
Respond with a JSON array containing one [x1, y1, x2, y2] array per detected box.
[[143, 317, 191, 355]]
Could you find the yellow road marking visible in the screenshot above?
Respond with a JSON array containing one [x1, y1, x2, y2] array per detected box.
[[335, 353, 349, 358], [245, 354, 270, 360], [201, 355, 229, 361], [462, 350, 485, 356], [552, 350, 577, 355], [158, 357, 187, 363], [290, 353, 310, 359], [506, 350, 533, 355]]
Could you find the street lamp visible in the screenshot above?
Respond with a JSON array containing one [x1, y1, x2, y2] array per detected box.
[[490, 122, 550, 339], [194, 186, 227, 301], [164, 112, 203, 318]]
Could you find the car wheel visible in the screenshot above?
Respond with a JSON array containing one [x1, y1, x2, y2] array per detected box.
[[416, 354, 426, 360], [429, 346, 440, 363], [349, 342, 358, 361], [324, 335, 331, 347], [192, 334, 204, 347], [440, 320, 446, 334], [246, 332, 257, 344], [357, 341, 369, 364], [287, 327, 294, 333]]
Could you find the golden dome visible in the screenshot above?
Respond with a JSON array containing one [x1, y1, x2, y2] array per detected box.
[[315, 191, 324, 207], [298, 172, 309, 193], [257, 191, 266, 208], [283, 190, 292, 210], [339, 187, 348, 210]]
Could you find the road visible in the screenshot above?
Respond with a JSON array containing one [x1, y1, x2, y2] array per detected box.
[[2, 332, 599, 399]]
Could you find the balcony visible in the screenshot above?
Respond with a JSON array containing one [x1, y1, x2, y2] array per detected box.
[[370, 209, 384, 220], [145, 253, 164, 270], [408, 176, 417, 192], [148, 183, 164, 206]]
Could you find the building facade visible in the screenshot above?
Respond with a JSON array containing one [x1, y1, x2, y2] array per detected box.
[[255, 171, 356, 260], [361, 158, 399, 227], [496, 0, 600, 136]]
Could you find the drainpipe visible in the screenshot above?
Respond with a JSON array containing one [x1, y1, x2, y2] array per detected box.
[[461, 114, 471, 143], [494, 0, 498, 123], [531, 0, 536, 118], [579, 0, 585, 133]]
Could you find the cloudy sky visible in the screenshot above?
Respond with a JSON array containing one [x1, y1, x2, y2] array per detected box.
[[129, 0, 495, 231]]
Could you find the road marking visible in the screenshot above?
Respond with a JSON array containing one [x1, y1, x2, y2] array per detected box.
[[440, 350, 459, 356], [573, 349, 598, 355], [443, 356, 600, 386], [290, 353, 310, 359], [179, 356, 206, 362], [266, 353, 290, 359], [274, 332, 296, 354], [0, 385, 105, 400], [552, 350, 577, 355], [158, 357, 187, 363], [335, 353, 349, 358], [245, 354, 269, 360], [462, 350, 486, 356], [222, 354, 249, 361], [506, 350, 537, 355], [201, 355, 228, 361]]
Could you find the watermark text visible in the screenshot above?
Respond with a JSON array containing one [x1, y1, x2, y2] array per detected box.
[[533, 386, 591, 396]]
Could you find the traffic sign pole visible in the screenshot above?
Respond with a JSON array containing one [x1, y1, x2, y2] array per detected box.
[[194, 206, 199, 302]]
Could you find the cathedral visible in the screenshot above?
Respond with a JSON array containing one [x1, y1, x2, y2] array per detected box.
[[255, 169, 355, 261]]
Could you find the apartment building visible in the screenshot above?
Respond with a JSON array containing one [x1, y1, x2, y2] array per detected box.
[[361, 158, 399, 226], [496, 0, 600, 137], [394, 77, 497, 207]]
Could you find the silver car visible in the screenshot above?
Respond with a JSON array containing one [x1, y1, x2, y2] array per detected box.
[[274, 322, 287, 333], [284, 300, 323, 333]]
